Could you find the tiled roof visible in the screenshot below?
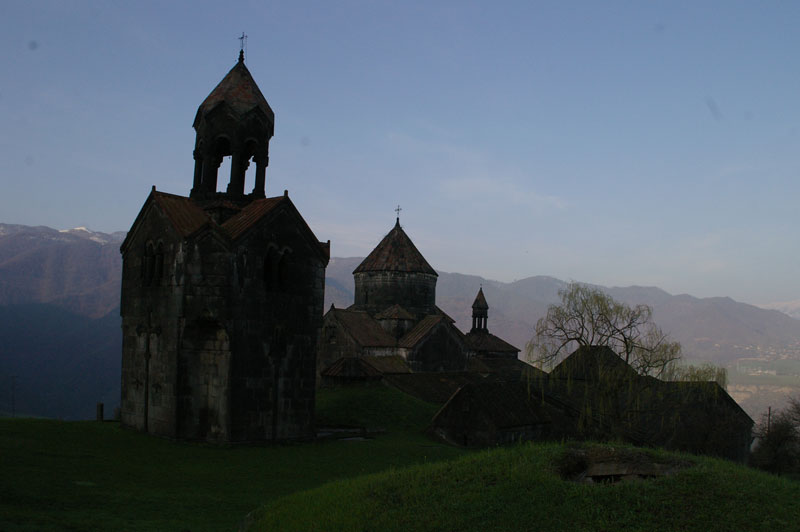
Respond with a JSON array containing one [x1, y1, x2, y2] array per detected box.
[[464, 331, 520, 354], [194, 54, 274, 126], [123, 190, 328, 262], [320, 355, 411, 379], [222, 197, 284, 239], [362, 355, 412, 374], [399, 315, 448, 348], [466, 357, 546, 381], [549, 345, 639, 382], [472, 287, 489, 310], [321, 357, 382, 379], [353, 219, 437, 275], [383, 372, 484, 404], [330, 309, 396, 347], [374, 304, 415, 320], [152, 191, 209, 237], [434, 381, 551, 429]]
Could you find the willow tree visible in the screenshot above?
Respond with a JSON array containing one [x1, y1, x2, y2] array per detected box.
[[527, 283, 681, 377]]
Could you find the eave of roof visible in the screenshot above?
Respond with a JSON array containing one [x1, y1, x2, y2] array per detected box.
[[399, 315, 458, 348], [464, 331, 520, 353], [330, 309, 397, 347]]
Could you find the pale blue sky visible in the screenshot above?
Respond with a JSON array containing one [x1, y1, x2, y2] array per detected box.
[[1, 1, 799, 305]]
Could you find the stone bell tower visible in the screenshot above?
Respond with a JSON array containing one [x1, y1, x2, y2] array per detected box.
[[190, 50, 274, 202], [120, 50, 329, 443]]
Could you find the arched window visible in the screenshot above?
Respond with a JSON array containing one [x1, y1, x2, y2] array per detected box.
[[154, 242, 164, 285], [264, 247, 277, 291], [278, 251, 290, 286], [236, 250, 247, 290], [143, 242, 155, 286]]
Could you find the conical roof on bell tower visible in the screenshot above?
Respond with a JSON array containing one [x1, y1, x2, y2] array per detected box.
[[190, 51, 275, 201], [472, 287, 489, 310], [353, 218, 437, 275], [193, 50, 274, 126]]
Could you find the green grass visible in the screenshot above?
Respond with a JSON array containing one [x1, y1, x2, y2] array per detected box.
[[5, 385, 799, 531], [0, 386, 464, 531], [250, 442, 800, 532]]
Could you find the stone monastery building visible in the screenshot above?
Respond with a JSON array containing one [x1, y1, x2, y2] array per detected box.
[[119, 52, 329, 442], [317, 218, 520, 377]]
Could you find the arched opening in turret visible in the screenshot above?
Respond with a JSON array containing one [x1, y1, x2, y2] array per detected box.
[[241, 138, 259, 196], [203, 136, 231, 194], [216, 156, 232, 192]]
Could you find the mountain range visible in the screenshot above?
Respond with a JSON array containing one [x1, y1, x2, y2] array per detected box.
[[1, 223, 799, 420], [325, 257, 800, 364]]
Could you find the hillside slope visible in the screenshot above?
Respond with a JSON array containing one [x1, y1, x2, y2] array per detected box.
[[250, 442, 800, 532]]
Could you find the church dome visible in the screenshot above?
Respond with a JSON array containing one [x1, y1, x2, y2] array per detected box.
[[352, 218, 437, 318], [353, 219, 437, 276]]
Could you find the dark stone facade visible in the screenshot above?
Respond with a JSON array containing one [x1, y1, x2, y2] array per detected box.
[[120, 54, 328, 442]]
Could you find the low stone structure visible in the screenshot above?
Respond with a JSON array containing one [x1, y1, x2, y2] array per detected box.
[[429, 346, 754, 462]]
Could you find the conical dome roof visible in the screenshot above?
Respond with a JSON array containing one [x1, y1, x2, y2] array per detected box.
[[354, 219, 437, 275], [193, 51, 274, 127], [472, 287, 489, 310]]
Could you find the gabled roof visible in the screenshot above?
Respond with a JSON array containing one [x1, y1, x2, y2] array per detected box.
[[399, 315, 450, 348], [464, 331, 520, 354], [549, 345, 640, 382], [321, 357, 382, 379], [363, 355, 412, 374], [193, 52, 274, 127], [383, 372, 485, 404], [472, 287, 489, 310], [433, 381, 551, 430], [466, 357, 546, 381], [375, 304, 415, 321], [122, 190, 328, 262], [151, 190, 209, 238], [121, 189, 210, 251], [222, 196, 284, 239], [327, 309, 396, 347], [353, 219, 437, 276]]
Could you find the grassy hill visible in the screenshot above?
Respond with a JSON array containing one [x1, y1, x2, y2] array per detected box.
[[249, 442, 800, 532], [0, 387, 464, 531], [3, 385, 799, 531]]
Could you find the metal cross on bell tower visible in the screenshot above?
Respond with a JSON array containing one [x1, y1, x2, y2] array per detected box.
[[238, 32, 248, 61]]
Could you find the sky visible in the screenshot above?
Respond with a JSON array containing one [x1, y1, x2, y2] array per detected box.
[[1, 1, 799, 305]]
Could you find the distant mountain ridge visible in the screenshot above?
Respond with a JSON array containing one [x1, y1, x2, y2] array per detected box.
[[325, 257, 800, 364], [757, 299, 800, 320], [2, 223, 799, 420], [0, 224, 123, 318]]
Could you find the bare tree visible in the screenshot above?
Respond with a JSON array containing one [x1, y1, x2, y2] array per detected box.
[[662, 362, 728, 389], [526, 283, 681, 376]]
